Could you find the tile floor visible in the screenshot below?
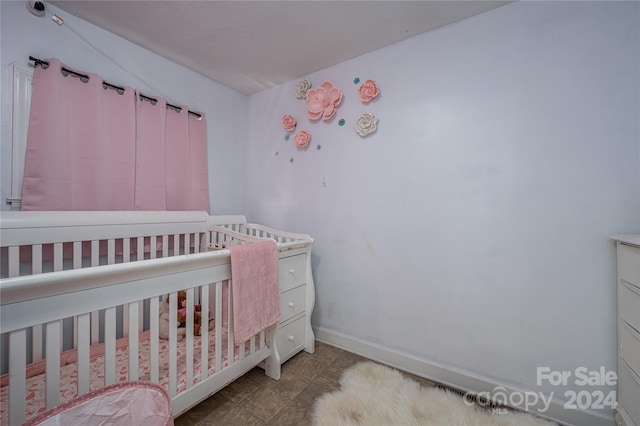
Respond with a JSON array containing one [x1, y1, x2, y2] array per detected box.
[[174, 341, 437, 425]]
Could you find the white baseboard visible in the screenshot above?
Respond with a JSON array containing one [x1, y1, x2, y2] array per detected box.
[[314, 326, 615, 426]]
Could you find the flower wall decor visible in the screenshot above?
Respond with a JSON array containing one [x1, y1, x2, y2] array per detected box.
[[358, 80, 380, 103], [294, 130, 311, 148], [306, 81, 343, 121], [277, 76, 382, 162], [294, 79, 312, 99], [282, 115, 296, 132], [354, 113, 378, 137]]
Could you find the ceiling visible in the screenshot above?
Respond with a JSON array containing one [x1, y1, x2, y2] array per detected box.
[[48, 1, 511, 95]]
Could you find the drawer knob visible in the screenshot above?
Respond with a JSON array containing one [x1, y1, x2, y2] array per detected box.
[[288, 335, 294, 341], [289, 269, 295, 275], [288, 302, 295, 308]]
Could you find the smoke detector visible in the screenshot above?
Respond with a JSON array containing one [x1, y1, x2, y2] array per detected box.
[[27, 1, 46, 17]]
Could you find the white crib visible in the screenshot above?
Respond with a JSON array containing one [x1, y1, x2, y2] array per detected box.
[[0, 211, 314, 425]]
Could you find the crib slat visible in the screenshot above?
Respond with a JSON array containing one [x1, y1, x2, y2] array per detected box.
[[162, 235, 169, 257], [9, 329, 27, 425], [194, 233, 200, 253], [169, 291, 178, 397], [128, 302, 139, 381], [104, 307, 116, 385], [200, 284, 209, 381], [123, 237, 130, 262], [173, 234, 179, 256], [32, 244, 42, 274], [91, 240, 99, 266], [186, 288, 194, 389], [137, 237, 144, 261], [53, 242, 63, 272], [123, 303, 130, 337], [89, 242, 103, 346], [45, 321, 61, 409], [73, 316, 78, 350], [150, 236, 157, 259], [8, 245, 19, 277], [32, 325, 43, 362], [227, 280, 234, 362], [90, 311, 99, 345], [185, 233, 191, 255], [77, 313, 90, 396], [32, 245, 44, 361], [53, 243, 64, 349], [138, 300, 144, 333], [215, 282, 222, 373], [73, 241, 82, 269], [108, 238, 115, 264], [150, 297, 160, 383]]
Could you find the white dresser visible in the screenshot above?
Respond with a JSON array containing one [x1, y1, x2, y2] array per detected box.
[[612, 234, 640, 426], [275, 246, 315, 363]]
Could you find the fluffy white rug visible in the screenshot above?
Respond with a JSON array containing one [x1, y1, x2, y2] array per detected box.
[[312, 362, 556, 426]]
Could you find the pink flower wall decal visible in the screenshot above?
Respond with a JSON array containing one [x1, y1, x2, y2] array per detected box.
[[282, 115, 296, 132], [306, 81, 343, 121], [294, 130, 311, 148], [358, 80, 380, 103]]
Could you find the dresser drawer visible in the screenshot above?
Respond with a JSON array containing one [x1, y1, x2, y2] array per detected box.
[[620, 280, 640, 333], [619, 360, 640, 426], [276, 315, 306, 363], [619, 243, 640, 288], [280, 285, 306, 322], [278, 254, 306, 290], [621, 321, 640, 377]]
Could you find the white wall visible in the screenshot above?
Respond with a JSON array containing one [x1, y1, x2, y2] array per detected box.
[[0, 1, 247, 214], [246, 2, 639, 424]]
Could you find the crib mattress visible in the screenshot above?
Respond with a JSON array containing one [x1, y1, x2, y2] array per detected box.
[[0, 328, 240, 425]]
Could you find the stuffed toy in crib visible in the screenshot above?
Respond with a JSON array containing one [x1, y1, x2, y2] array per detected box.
[[159, 297, 186, 341], [176, 290, 214, 336]]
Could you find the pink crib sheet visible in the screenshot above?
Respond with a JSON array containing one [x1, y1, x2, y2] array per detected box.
[[0, 327, 244, 425]]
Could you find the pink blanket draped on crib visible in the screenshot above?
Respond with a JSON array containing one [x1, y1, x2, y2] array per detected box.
[[229, 241, 280, 345]]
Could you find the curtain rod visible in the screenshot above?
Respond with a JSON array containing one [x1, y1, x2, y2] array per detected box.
[[29, 56, 202, 119]]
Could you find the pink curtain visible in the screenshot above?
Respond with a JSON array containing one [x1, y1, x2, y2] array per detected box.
[[21, 58, 136, 210], [188, 112, 209, 211], [21, 58, 209, 212], [97, 82, 136, 209], [164, 105, 190, 210], [134, 93, 167, 211]]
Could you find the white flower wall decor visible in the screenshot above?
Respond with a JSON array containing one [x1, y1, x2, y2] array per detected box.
[[354, 113, 378, 137], [294, 79, 312, 99]]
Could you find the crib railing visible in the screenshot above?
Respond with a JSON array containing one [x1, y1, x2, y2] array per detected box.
[[0, 211, 210, 365], [245, 223, 313, 251], [1, 211, 209, 279], [205, 215, 313, 251], [207, 225, 265, 249]]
